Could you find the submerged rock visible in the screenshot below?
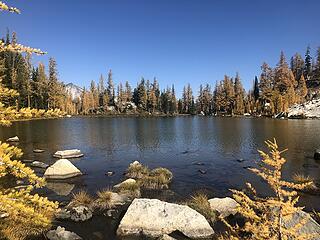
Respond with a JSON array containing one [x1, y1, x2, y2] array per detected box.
[[53, 149, 84, 158], [117, 198, 214, 239], [30, 161, 49, 168], [55, 209, 71, 220], [208, 197, 238, 217], [6, 136, 19, 142], [314, 148, 320, 160], [46, 226, 82, 240], [283, 210, 320, 239], [46, 182, 75, 196], [106, 171, 115, 176], [44, 159, 82, 179], [198, 169, 207, 174], [33, 149, 45, 153], [70, 206, 92, 222]]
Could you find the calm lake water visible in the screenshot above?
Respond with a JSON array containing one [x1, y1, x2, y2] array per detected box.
[[1, 116, 320, 239]]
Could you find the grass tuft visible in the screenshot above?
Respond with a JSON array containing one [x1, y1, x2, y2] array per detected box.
[[116, 181, 141, 198], [126, 162, 150, 179], [292, 173, 314, 184], [186, 192, 216, 224], [138, 167, 173, 190], [94, 188, 114, 210], [69, 190, 93, 208]]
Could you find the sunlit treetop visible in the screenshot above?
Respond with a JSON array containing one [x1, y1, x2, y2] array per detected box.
[[0, 1, 46, 54], [0, 1, 20, 14]]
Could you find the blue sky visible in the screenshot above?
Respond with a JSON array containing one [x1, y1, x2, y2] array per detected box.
[[1, 0, 320, 95]]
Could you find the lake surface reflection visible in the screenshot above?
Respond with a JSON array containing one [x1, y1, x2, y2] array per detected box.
[[1, 116, 319, 212]]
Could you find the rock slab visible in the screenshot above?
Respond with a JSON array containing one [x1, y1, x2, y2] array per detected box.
[[117, 198, 214, 239], [53, 149, 84, 158], [46, 226, 82, 240], [208, 197, 238, 217], [6, 136, 19, 142], [283, 210, 320, 239], [44, 159, 82, 179]]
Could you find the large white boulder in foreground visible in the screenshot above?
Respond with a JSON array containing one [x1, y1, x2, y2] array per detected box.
[[117, 198, 214, 239], [208, 197, 238, 217], [53, 149, 83, 158], [44, 159, 82, 179]]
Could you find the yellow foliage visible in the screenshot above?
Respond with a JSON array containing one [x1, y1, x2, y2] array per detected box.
[[0, 1, 20, 14], [0, 3, 60, 239], [220, 139, 316, 240]]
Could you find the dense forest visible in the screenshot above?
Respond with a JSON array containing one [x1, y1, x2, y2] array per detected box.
[[1, 31, 320, 116]]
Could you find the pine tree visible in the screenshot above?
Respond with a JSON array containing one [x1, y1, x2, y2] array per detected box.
[[290, 53, 305, 81], [48, 57, 60, 109], [169, 84, 177, 114], [304, 46, 312, 80], [296, 74, 308, 103], [107, 69, 115, 105], [124, 81, 132, 102], [234, 73, 245, 115], [253, 76, 259, 101]]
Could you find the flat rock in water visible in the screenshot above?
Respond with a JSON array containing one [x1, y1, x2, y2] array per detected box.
[[53, 149, 83, 158], [44, 159, 82, 179], [283, 210, 320, 239], [117, 198, 214, 239], [46, 226, 82, 240], [208, 197, 238, 217], [30, 161, 49, 168], [6, 136, 19, 142], [33, 149, 45, 153]]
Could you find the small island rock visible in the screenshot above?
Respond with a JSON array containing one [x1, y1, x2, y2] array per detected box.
[[53, 149, 83, 158], [6, 136, 19, 142], [44, 159, 82, 179]]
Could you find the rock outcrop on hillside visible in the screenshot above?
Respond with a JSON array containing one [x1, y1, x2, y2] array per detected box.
[[288, 99, 320, 119]]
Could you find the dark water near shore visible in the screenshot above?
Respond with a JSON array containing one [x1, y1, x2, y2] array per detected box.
[[1, 116, 320, 239]]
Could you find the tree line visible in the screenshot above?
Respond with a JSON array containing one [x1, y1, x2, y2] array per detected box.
[[2, 31, 320, 116]]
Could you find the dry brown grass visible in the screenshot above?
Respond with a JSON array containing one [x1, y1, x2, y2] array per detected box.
[[69, 190, 93, 208], [94, 188, 114, 210], [126, 163, 150, 179], [138, 167, 173, 190], [116, 181, 141, 198], [292, 173, 314, 184], [186, 192, 216, 224]]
